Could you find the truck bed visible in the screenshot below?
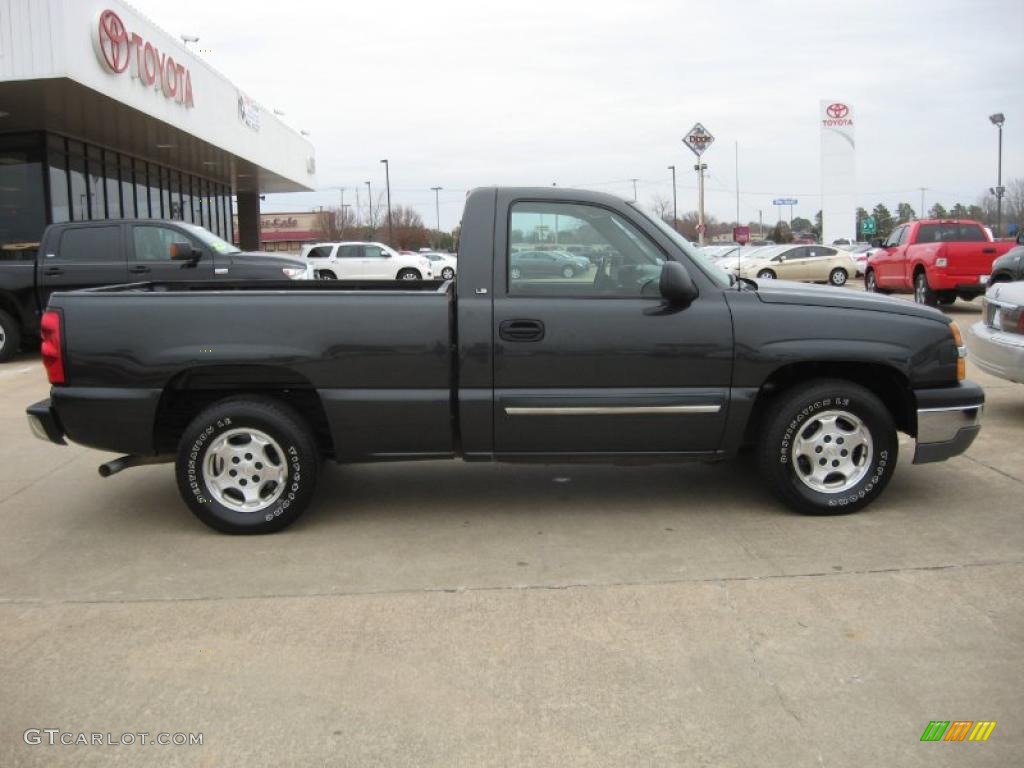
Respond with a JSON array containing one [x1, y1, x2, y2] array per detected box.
[[47, 279, 456, 461]]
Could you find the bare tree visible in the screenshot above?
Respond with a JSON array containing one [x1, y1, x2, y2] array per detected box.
[[648, 194, 673, 223]]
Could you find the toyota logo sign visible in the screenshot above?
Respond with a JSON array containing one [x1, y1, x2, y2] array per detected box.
[[93, 9, 194, 108], [97, 10, 129, 73], [826, 103, 849, 119]]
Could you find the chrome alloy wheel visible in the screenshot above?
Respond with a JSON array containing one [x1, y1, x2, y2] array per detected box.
[[790, 409, 873, 494], [0, 326, 5, 352], [203, 428, 288, 513], [441, 267, 455, 280]]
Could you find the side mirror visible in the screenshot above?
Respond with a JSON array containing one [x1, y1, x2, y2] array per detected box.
[[871, 238, 885, 248], [659, 261, 698, 306], [169, 241, 201, 263]]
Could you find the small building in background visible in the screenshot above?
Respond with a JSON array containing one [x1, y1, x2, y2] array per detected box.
[[232, 211, 322, 253]]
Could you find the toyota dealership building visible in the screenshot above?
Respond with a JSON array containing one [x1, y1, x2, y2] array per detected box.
[[0, 0, 316, 258]]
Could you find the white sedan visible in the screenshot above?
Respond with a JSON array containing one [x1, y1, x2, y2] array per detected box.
[[421, 252, 458, 280]]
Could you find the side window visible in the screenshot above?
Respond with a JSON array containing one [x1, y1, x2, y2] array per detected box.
[[779, 247, 803, 261], [133, 225, 185, 262], [955, 225, 986, 242], [306, 246, 333, 259], [816, 247, 838, 258], [363, 245, 388, 258], [508, 202, 663, 297], [916, 224, 937, 244], [884, 227, 904, 248], [55, 226, 120, 262], [337, 245, 362, 258]]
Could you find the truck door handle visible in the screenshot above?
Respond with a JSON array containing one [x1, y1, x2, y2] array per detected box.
[[129, 265, 151, 274], [43, 266, 64, 276], [982, 247, 996, 254], [499, 319, 545, 342]]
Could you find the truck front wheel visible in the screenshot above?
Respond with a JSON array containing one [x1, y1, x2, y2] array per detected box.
[[0, 309, 21, 363], [757, 379, 898, 515], [175, 397, 320, 534]]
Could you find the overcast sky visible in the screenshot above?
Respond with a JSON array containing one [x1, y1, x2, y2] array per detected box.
[[133, 0, 1023, 231]]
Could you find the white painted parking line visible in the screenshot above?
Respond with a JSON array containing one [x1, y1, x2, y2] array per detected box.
[[0, 366, 34, 379]]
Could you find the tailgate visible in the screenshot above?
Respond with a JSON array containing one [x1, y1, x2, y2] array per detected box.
[[941, 242, 1005, 278]]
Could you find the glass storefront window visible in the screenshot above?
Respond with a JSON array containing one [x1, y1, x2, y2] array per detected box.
[[148, 164, 162, 218], [104, 150, 122, 218], [134, 159, 148, 218], [86, 145, 105, 219], [0, 133, 47, 260], [47, 143, 71, 225], [120, 155, 135, 217], [200, 179, 211, 230], [68, 142, 87, 222], [168, 171, 182, 220]]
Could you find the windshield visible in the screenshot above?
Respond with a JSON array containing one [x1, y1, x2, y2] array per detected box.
[[627, 203, 731, 287], [180, 223, 242, 255]]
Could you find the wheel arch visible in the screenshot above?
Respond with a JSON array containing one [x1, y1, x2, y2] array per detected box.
[[743, 360, 916, 446], [153, 364, 335, 458]]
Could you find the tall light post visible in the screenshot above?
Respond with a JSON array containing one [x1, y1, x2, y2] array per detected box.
[[340, 204, 351, 238], [380, 159, 393, 246], [364, 180, 373, 237], [630, 178, 639, 202], [989, 113, 1005, 237], [667, 166, 677, 230], [694, 163, 708, 245], [918, 187, 926, 220], [431, 186, 443, 247]]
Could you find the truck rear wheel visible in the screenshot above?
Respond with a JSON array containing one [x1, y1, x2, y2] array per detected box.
[[913, 271, 937, 306], [0, 309, 21, 363], [757, 379, 898, 515], [175, 397, 319, 534]]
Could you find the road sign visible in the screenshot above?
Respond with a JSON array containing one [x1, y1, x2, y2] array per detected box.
[[861, 216, 877, 235], [733, 226, 750, 244], [772, 198, 798, 206], [683, 123, 715, 157]]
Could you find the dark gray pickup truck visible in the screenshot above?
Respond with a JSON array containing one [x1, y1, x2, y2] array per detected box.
[[27, 187, 984, 534], [0, 219, 307, 361]]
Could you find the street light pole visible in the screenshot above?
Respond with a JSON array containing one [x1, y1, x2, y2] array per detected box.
[[989, 113, 1005, 237], [918, 187, 926, 220], [365, 180, 373, 237], [630, 178, 639, 202], [380, 159, 393, 246], [667, 166, 677, 230], [431, 186, 443, 247], [340, 204, 351, 238]]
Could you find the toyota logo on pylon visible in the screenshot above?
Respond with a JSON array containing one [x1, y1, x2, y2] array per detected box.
[[97, 9, 129, 73], [827, 103, 849, 119]]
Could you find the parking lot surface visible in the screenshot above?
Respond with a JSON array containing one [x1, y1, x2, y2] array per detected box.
[[1, 298, 1022, 767]]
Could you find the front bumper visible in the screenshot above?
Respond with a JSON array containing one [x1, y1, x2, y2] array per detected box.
[[912, 381, 984, 464], [967, 321, 1024, 384], [26, 399, 66, 445]]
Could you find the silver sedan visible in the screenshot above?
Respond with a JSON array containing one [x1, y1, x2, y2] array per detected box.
[[968, 281, 1024, 384]]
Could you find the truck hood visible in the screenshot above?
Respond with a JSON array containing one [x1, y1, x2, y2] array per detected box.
[[752, 279, 948, 322], [228, 251, 306, 269]]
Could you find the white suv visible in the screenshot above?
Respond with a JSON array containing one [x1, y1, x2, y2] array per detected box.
[[301, 242, 434, 280]]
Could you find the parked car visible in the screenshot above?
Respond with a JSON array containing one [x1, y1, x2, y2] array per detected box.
[[27, 186, 982, 534], [733, 244, 857, 286], [988, 232, 1024, 284], [967, 281, 1024, 384], [510, 250, 590, 279], [301, 242, 434, 281], [864, 219, 1016, 306], [847, 243, 879, 277], [422, 251, 458, 280], [0, 219, 307, 362]]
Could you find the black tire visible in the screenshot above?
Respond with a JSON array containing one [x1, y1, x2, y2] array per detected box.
[[756, 269, 776, 279], [176, 397, 319, 534], [937, 291, 956, 306], [829, 267, 848, 286], [397, 269, 421, 280], [318, 271, 337, 280], [441, 267, 455, 280], [757, 379, 898, 516], [0, 309, 21, 363], [913, 271, 937, 307], [561, 265, 576, 278]]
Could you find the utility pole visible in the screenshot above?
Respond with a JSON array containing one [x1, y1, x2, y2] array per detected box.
[[365, 180, 373, 237], [694, 163, 708, 245], [918, 187, 926, 220], [380, 159, 393, 246], [734, 141, 740, 227], [630, 178, 639, 202], [667, 166, 677, 230], [431, 186, 443, 248], [758, 209, 763, 239], [340, 204, 351, 238], [989, 113, 1005, 237]]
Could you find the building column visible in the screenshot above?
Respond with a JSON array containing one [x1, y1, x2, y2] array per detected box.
[[236, 191, 261, 251]]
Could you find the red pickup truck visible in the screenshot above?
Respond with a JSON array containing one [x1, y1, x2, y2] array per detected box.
[[864, 220, 1015, 306]]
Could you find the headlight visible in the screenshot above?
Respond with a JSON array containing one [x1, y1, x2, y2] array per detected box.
[[281, 267, 306, 279]]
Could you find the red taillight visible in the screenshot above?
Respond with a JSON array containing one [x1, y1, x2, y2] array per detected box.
[[40, 310, 65, 385]]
